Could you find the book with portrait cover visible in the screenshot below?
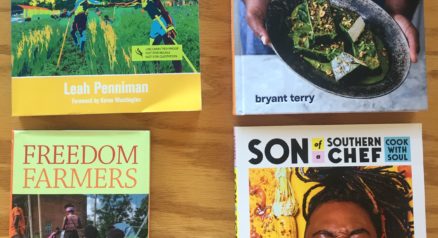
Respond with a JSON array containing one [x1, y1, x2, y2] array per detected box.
[[234, 124, 426, 238], [10, 131, 150, 238], [11, 0, 201, 116], [232, 0, 427, 115]]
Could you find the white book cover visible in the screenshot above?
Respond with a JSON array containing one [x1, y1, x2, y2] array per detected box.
[[235, 124, 426, 238], [232, 0, 427, 115]]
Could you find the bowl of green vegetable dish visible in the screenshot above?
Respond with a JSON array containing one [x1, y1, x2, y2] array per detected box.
[[266, 0, 410, 98]]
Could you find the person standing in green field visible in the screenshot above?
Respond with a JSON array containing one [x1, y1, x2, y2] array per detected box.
[[122, 0, 183, 72], [69, 0, 107, 52]]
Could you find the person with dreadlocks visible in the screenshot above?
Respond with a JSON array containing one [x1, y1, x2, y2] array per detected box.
[[69, 0, 107, 52], [121, 0, 183, 72], [296, 166, 414, 238]]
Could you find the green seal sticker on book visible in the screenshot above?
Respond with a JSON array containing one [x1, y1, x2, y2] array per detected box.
[[132, 45, 183, 61]]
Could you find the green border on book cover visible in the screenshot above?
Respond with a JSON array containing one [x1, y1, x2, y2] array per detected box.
[[12, 131, 150, 195]]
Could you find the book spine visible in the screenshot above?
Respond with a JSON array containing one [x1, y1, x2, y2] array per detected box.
[[234, 167, 239, 238], [231, 0, 237, 115]]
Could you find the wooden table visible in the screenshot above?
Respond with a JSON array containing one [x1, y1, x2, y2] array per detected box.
[[1, 0, 437, 237]]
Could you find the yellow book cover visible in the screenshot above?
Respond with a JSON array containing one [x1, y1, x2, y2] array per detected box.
[[11, 0, 201, 116]]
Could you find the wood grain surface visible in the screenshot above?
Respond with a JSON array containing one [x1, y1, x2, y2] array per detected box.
[[1, 0, 437, 237]]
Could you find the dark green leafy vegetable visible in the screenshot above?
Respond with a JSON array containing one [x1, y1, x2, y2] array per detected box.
[[353, 29, 380, 70], [288, 2, 389, 84], [304, 57, 333, 76], [290, 3, 313, 49], [306, 0, 337, 39], [299, 40, 344, 62], [333, 7, 365, 42]]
